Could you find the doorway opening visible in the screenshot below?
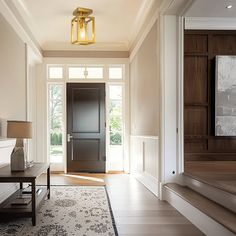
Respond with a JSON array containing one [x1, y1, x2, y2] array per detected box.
[[46, 62, 128, 173]]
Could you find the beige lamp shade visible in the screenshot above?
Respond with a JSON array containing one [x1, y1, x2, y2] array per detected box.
[[7, 121, 32, 139]]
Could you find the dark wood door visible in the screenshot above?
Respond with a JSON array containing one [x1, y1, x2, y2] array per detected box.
[[67, 83, 106, 172]]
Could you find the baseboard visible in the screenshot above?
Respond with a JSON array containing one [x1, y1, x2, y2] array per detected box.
[[134, 172, 159, 197], [163, 187, 235, 236]]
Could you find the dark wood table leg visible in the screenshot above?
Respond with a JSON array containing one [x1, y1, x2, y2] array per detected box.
[[20, 182, 23, 189], [31, 179, 36, 226], [47, 166, 50, 199]]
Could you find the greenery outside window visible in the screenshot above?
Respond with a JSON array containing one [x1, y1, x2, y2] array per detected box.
[[48, 84, 63, 163]]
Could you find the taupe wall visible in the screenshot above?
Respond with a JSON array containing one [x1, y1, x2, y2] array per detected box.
[[0, 13, 26, 136], [130, 21, 159, 136]]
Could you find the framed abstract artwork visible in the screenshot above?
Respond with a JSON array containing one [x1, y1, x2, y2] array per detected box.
[[215, 56, 236, 136]]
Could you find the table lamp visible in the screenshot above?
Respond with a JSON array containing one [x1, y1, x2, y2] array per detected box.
[[7, 121, 32, 171]]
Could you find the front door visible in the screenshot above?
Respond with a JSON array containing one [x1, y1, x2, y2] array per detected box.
[[67, 83, 106, 172]]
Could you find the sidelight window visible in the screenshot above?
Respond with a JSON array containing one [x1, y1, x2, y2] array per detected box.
[[48, 84, 64, 163], [108, 85, 124, 171]]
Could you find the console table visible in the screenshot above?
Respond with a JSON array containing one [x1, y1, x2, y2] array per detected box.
[[0, 163, 50, 226]]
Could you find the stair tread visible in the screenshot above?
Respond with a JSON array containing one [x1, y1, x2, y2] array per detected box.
[[164, 183, 236, 234], [183, 172, 236, 195]]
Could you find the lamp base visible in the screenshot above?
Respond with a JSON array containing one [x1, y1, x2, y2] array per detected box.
[[11, 147, 26, 172]]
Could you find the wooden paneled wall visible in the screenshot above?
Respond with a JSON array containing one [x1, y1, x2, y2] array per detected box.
[[184, 30, 236, 161]]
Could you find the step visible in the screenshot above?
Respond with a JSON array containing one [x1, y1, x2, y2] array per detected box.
[[164, 183, 236, 235], [183, 172, 236, 213]]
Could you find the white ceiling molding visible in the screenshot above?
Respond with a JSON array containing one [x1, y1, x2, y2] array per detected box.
[[129, 0, 156, 46], [129, 0, 190, 62], [185, 17, 236, 30], [164, 0, 195, 16], [0, 0, 42, 60], [129, 0, 164, 61]]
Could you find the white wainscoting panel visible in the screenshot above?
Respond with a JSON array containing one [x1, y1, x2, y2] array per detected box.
[[0, 138, 18, 203], [130, 135, 159, 196]]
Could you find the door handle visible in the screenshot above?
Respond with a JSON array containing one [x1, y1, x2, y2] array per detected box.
[[67, 134, 73, 142]]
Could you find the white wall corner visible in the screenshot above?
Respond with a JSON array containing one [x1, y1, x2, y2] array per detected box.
[[160, 15, 178, 184], [159, 0, 187, 185]]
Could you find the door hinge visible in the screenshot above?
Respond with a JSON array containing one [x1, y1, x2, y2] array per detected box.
[[104, 156, 106, 161], [176, 128, 178, 134]]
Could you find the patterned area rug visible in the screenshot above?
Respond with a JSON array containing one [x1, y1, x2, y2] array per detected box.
[[0, 186, 118, 236]]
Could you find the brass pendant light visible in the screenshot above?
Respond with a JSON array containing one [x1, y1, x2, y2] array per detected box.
[[71, 7, 95, 45]]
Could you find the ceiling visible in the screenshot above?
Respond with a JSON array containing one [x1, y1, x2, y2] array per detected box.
[[11, 0, 157, 51], [185, 0, 236, 17], [8, 0, 236, 52]]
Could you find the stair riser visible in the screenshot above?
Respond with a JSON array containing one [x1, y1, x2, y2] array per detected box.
[[163, 186, 235, 236], [184, 176, 236, 213]]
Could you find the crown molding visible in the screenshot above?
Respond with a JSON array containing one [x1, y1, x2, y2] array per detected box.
[[163, 0, 195, 15], [129, 0, 194, 61], [185, 17, 236, 30], [0, 0, 42, 60], [42, 41, 129, 52], [43, 50, 129, 58], [128, 0, 156, 46]]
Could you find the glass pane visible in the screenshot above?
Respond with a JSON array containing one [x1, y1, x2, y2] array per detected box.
[[109, 84, 123, 146], [48, 67, 63, 79], [109, 85, 122, 100], [87, 67, 103, 79], [69, 67, 86, 79], [49, 85, 63, 163], [109, 67, 123, 79], [109, 131, 122, 145], [109, 100, 122, 116]]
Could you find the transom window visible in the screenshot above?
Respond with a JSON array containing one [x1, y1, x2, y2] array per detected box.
[[68, 66, 103, 79], [48, 66, 64, 79], [109, 66, 124, 80]]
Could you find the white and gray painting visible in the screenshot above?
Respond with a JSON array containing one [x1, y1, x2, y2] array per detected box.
[[215, 56, 236, 136]]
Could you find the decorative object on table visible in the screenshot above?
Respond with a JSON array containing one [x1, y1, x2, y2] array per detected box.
[[0, 186, 118, 236], [7, 121, 32, 171], [215, 56, 236, 136], [71, 7, 95, 45]]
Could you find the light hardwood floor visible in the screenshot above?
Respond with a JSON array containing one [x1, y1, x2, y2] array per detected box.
[[38, 173, 205, 236]]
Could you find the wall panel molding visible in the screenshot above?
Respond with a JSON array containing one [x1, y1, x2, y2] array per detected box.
[[130, 135, 159, 196]]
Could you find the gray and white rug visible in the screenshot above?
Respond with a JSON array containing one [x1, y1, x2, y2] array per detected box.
[[0, 186, 118, 236]]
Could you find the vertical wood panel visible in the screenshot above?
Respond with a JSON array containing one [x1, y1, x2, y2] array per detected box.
[[184, 107, 208, 135], [184, 30, 236, 161], [184, 34, 208, 53], [184, 56, 208, 103]]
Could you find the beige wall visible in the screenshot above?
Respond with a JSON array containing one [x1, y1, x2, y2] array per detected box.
[[0, 13, 26, 136], [130, 21, 159, 136], [0, 13, 26, 202]]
